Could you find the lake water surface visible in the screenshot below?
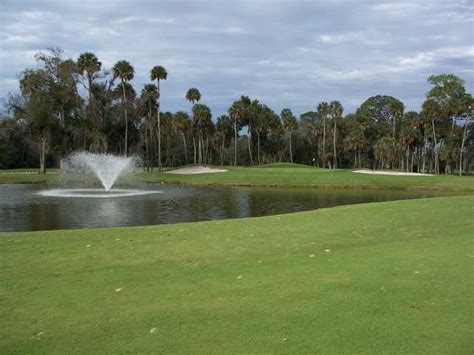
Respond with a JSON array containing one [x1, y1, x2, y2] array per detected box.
[[0, 184, 458, 232]]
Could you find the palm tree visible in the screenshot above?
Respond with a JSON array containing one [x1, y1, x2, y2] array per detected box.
[[192, 104, 212, 164], [281, 108, 297, 163], [229, 100, 243, 166], [421, 99, 441, 174], [186, 88, 201, 104], [317, 102, 330, 168], [330, 101, 343, 169], [228, 96, 253, 166], [140, 84, 158, 170], [216, 115, 233, 165], [77, 52, 101, 105], [344, 129, 366, 168], [150, 65, 168, 171], [185, 88, 201, 163], [398, 114, 419, 172], [458, 96, 473, 176], [245, 97, 255, 166], [388, 98, 404, 141], [112, 60, 134, 156], [374, 137, 395, 169], [174, 111, 190, 164]]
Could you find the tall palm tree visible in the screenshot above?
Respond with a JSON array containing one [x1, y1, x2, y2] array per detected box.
[[344, 130, 366, 168], [192, 104, 212, 164], [112, 60, 134, 156], [77, 52, 101, 105], [458, 97, 473, 176], [317, 102, 329, 167], [421, 99, 441, 174], [398, 114, 419, 172], [186, 88, 201, 163], [281, 108, 297, 163], [150, 65, 168, 171], [174, 111, 190, 164], [140, 84, 158, 170], [330, 101, 343, 169], [216, 115, 233, 165], [388, 98, 404, 141], [186, 88, 201, 104], [229, 100, 242, 166], [247, 98, 257, 166]]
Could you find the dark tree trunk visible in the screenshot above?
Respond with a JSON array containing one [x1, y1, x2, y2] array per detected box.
[[257, 132, 261, 165], [181, 133, 188, 164], [234, 121, 238, 166], [121, 80, 128, 157], [247, 121, 254, 166], [221, 135, 225, 166], [322, 116, 326, 168], [333, 119, 337, 169], [289, 131, 293, 163], [39, 137, 47, 174], [156, 79, 162, 171], [459, 121, 468, 176], [431, 117, 439, 174], [198, 134, 202, 164], [422, 128, 427, 173]]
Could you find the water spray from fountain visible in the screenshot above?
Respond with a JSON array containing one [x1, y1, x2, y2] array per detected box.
[[38, 151, 161, 198], [63, 152, 133, 191]]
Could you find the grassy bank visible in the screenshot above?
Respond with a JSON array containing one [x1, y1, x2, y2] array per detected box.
[[0, 169, 58, 184], [139, 165, 474, 192], [1, 196, 473, 353], [1, 165, 474, 191]]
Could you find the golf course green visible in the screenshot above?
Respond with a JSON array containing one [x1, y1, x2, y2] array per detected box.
[[1, 164, 474, 191], [1, 166, 473, 353]]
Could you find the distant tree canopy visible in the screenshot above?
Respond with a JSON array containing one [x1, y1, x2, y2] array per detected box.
[[1, 48, 473, 175]]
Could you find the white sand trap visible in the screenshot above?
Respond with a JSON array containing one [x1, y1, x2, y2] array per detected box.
[[352, 169, 434, 177], [166, 166, 228, 175]]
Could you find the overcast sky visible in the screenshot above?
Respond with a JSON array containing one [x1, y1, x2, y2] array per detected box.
[[0, 0, 473, 117]]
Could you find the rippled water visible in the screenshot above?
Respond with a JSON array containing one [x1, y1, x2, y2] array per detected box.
[[0, 184, 458, 232]]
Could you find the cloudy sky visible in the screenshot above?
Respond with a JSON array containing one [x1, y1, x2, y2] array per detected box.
[[0, 0, 473, 117]]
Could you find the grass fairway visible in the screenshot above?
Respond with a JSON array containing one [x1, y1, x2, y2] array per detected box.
[[1, 196, 473, 354], [0, 169, 60, 185], [2, 164, 473, 192], [140, 165, 474, 192]]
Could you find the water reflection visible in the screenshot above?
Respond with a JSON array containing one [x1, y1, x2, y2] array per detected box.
[[0, 184, 460, 232]]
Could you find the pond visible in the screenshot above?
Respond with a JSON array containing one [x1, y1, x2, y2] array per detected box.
[[0, 184, 459, 232]]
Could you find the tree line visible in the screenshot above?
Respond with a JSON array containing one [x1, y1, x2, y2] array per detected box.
[[1, 48, 472, 175]]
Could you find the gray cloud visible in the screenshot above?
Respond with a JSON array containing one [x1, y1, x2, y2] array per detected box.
[[0, 0, 473, 117]]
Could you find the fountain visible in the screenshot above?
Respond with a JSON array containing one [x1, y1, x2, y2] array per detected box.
[[38, 152, 160, 198], [63, 152, 133, 191]]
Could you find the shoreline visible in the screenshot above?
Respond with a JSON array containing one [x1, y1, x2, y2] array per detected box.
[[1, 166, 473, 192]]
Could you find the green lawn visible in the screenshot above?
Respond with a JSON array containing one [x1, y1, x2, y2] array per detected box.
[[137, 165, 474, 192], [0, 169, 58, 184], [1, 196, 473, 354], [2, 165, 474, 192]]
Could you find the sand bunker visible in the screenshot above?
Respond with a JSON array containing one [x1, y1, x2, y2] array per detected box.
[[166, 166, 228, 175], [352, 169, 433, 177]]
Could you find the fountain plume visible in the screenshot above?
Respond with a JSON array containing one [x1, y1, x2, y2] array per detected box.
[[63, 152, 133, 191]]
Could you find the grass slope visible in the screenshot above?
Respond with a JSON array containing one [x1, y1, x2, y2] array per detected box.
[[2, 166, 473, 192], [138, 166, 474, 192], [0, 170, 57, 184], [1, 196, 473, 354]]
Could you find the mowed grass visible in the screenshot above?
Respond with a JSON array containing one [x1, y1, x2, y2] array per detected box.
[[1, 196, 473, 354], [3, 165, 472, 192], [0, 169, 58, 184], [137, 165, 474, 192]]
